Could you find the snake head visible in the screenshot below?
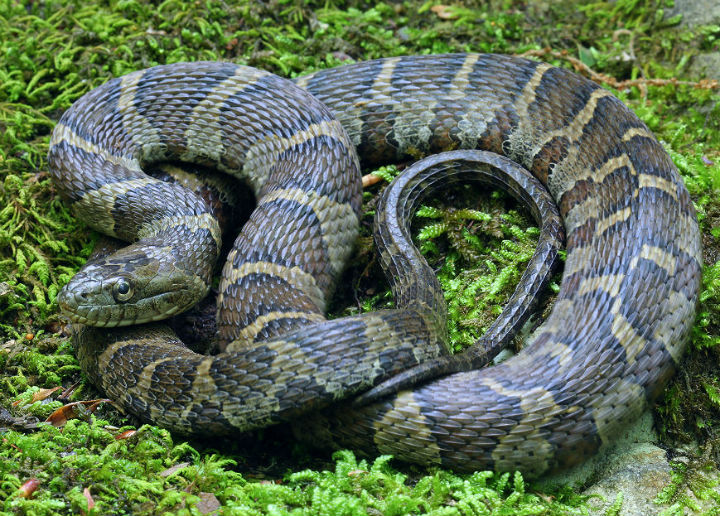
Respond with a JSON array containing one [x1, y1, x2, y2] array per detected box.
[[56, 242, 209, 327]]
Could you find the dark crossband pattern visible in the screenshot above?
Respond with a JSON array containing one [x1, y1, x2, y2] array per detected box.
[[50, 54, 702, 477]]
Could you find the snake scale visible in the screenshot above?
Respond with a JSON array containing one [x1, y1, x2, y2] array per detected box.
[[48, 54, 702, 476]]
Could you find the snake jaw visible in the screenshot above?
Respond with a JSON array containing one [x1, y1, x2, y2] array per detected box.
[[57, 247, 207, 327], [57, 266, 131, 326], [58, 276, 198, 327]]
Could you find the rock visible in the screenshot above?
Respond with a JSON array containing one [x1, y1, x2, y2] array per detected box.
[[663, 1, 720, 81], [666, 0, 720, 28], [537, 411, 674, 515], [689, 53, 720, 81], [583, 443, 672, 516]]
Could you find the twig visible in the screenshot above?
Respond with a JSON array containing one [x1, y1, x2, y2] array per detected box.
[[519, 48, 719, 94]]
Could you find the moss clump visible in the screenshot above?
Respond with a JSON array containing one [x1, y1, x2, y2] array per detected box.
[[413, 188, 554, 353], [1, 423, 590, 515]]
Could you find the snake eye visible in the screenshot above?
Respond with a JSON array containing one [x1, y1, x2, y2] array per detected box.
[[112, 278, 134, 302]]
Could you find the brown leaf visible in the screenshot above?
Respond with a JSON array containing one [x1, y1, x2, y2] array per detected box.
[[59, 381, 81, 400], [361, 173, 383, 188], [115, 429, 138, 440], [83, 487, 95, 510], [159, 462, 191, 477], [45, 399, 110, 427], [18, 478, 40, 499], [535, 492, 556, 503], [2, 437, 21, 451], [31, 386, 62, 403], [430, 5, 457, 19]]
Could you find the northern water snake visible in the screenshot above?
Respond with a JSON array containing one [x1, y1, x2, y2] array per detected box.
[[48, 54, 702, 475]]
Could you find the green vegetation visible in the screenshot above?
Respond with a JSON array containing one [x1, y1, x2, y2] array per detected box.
[[654, 455, 720, 516], [1, 422, 590, 515], [414, 190, 550, 352], [1, 0, 719, 514]]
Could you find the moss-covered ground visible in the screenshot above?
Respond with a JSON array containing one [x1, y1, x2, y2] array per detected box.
[[1, 0, 719, 514]]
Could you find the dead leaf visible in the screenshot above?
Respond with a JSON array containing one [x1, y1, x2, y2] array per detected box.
[[331, 51, 353, 62], [430, 5, 457, 19], [1, 338, 17, 353], [535, 491, 556, 503], [2, 438, 21, 451], [115, 429, 138, 440], [83, 487, 95, 510], [59, 381, 81, 400], [45, 399, 110, 427], [18, 478, 40, 498], [362, 173, 383, 188], [159, 462, 190, 477], [31, 386, 62, 404], [44, 320, 63, 334]]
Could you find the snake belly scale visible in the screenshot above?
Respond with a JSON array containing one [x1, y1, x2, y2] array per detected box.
[[49, 54, 702, 476]]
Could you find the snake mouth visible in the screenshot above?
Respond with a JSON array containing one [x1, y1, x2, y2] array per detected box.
[[57, 289, 191, 327]]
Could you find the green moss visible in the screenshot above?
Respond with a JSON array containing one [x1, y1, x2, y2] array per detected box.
[[1, 421, 210, 515], [1, 336, 80, 407], [412, 188, 551, 352], [654, 452, 720, 515], [0, 423, 590, 515], [2, 0, 720, 514]]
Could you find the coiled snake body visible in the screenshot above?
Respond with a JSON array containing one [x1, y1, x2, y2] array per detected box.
[[49, 54, 702, 476]]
